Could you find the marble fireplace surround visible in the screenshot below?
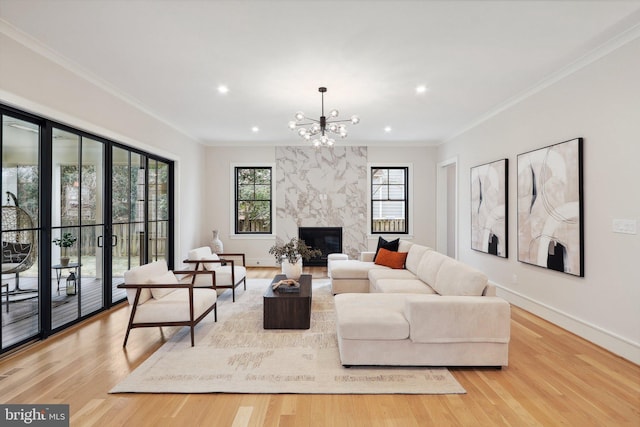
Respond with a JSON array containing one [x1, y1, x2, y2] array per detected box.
[[276, 146, 368, 260]]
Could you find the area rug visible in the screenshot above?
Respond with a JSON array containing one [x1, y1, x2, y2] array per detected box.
[[110, 278, 465, 394]]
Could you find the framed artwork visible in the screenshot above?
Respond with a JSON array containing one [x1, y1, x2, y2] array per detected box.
[[517, 138, 584, 276], [471, 158, 508, 257]]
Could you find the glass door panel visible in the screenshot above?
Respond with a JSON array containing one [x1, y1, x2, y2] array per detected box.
[[1, 115, 41, 350], [147, 159, 169, 262], [80, 138, 104, 317], [51, 129, 104, 329], [111, 148, 143, 300]]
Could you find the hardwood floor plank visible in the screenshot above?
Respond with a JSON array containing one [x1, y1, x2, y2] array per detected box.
[[0, 266, 638, 426]]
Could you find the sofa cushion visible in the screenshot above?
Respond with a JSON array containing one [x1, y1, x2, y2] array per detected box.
[[331, 260, 387, 280], [416, 250, 448, 287], [374, 237, 399, 260], [368, 268, 416, 282], [397, 240, 414, 253], [147, 271, 179, 300], [373, 279, 437, 294], [405, 244, 430, 275], [374, 248, 408, 269], [335, 293, 409, 340], [433, 259, 488, 296], [123, 260, 169, 305]]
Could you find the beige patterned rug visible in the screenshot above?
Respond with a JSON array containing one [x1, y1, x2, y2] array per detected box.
[[110, 279, 465, 394]]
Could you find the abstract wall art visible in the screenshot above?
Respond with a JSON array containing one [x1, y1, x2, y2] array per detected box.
[[517, 138, 584, 276], [471, 158, 508, 258]]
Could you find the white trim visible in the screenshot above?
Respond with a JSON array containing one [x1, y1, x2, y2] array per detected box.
[[493, 281, 640, 365], [443, 22, 640, 144], [0, 19, 200, 144], [229, 162, 276, 237], [367, 163, 413, 236], [436, 157, 458, 259]]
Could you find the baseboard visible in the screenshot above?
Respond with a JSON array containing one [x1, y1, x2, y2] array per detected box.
[[492, 281, 640, 365], [246, 258, 277, 267]]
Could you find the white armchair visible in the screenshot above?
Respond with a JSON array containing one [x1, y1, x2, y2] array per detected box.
[[183, 246, 247, 302], [118, 260, 217, 347]]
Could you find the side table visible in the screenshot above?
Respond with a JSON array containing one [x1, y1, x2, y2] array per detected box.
[[52, 263, 81, 294]]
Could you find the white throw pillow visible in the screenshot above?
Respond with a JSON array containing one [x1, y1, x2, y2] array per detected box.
[[148, 271, 179, 299], [200, 254, 220, 270]]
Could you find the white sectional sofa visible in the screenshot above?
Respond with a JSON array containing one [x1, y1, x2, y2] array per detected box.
[[330, 241, 511, 367]]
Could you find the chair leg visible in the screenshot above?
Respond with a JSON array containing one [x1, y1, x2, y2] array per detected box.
[[214, 304, 217, 322], [190, 326, 195, 347], [243, 277, 247, 290], [123, 327, 131, 347], [232, 286, 235, 302]]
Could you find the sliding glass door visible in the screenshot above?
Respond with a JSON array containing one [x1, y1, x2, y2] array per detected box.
[[111, 147, 144, 301], [0, 103, 174, 354], [51, 127, 105, 329], [1, 114, 41, 349]]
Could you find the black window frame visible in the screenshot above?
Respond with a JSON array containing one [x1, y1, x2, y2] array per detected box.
[[234, 166, 273, 234], [370, 166, 409, 234]]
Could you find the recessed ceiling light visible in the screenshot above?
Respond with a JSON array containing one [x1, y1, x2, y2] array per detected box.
[[384, 126, 392, 132], [217, 85, 229, 94], [416, 85, 428, 94], [251, 126, 259, 133]]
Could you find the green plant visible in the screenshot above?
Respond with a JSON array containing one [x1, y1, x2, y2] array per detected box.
[[269, 237, 322, 264], [53, 232, 77, 250]]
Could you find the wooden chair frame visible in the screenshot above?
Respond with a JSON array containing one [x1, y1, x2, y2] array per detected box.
[[117, 270, 217, 347], [183, 253, 247, 302]]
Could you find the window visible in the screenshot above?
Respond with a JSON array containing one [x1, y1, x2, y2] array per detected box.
[[371, 167, 408, 234], [235, 167, 272, 234]]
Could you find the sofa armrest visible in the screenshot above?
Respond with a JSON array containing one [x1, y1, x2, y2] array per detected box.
[[404, 296, 510, 343], [360, 252, 376, 262]]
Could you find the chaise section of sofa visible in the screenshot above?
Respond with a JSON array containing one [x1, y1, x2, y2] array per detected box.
[[330, 239, 510, 367], [334, 292, 511, 367]]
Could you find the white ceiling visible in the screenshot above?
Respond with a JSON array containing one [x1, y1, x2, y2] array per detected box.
[[1, 0, 639, 147]]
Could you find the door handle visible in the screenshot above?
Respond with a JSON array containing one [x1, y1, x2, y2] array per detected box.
[[111, 235, 118, 247], [97, 236, 103, 247]]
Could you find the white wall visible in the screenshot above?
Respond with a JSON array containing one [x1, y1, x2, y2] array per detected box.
[[204, 145, 439, 265], [0, 30, 206, 263], [203, 146, 277, 265], [367, 146, 438, 250], [437, 37, 640, 363]]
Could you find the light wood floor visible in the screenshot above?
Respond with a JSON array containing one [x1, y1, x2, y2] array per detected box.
[[1, 267, 638, 426]]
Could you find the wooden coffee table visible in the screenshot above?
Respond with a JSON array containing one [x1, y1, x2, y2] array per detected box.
[[263, 274, 312, 329]]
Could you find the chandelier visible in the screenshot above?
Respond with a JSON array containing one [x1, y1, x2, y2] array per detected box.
[[288, 87, 360, 147]]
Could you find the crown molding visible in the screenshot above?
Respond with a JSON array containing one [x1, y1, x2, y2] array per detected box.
[[0, 19, 201, 145], [442, 21, 640, 145]]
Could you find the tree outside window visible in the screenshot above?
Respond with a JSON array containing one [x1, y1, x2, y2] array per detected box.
[[235, 167, 272, 234]]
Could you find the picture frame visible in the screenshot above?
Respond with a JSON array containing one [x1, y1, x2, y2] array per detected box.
[[517, 138, 584, 276], [471, 158, 508, 258]]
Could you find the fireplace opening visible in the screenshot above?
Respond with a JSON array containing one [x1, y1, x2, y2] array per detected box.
[[298, 227, 342, 266]]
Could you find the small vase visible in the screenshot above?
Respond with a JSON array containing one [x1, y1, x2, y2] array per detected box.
[[211, 230, 224, 254], [60, 256, 70, 267], [281, 258, 303, 280]]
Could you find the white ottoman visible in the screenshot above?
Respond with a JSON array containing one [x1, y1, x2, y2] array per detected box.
[[327, 253, 349, 278]]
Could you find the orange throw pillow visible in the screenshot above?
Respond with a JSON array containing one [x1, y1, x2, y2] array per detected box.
[[374, 248, 408, 269]]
